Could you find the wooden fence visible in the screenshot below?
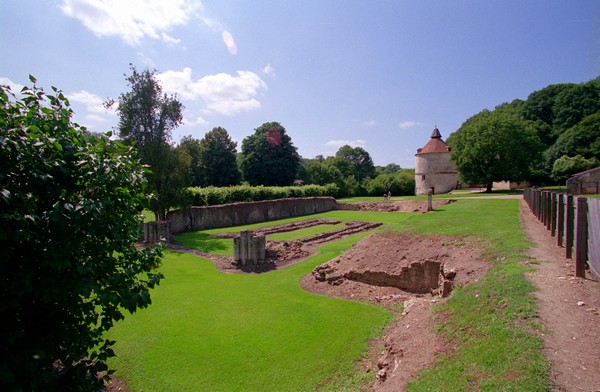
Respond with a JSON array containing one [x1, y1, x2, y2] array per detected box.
[[523, 188, 600, 279]]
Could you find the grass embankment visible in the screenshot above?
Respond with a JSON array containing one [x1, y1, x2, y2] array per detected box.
[[112, 198, 551, 391]]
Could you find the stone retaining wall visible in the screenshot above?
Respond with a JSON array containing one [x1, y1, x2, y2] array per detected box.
[[167, 197, 338, 234]]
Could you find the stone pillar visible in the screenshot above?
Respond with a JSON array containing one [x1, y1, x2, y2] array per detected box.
[[234, 231, 266, 266]]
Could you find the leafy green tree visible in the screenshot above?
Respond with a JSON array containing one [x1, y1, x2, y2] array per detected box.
[[197, 127, 240, 187], [551, 155, 599, 182], [178, 135, 203, 186], [544, 111, 600, 168], [302, 160, 343, 186], [334, 145, 376, 182], [110, 65, 186, 220], [367, 169, 415, 196], [0, 79, 163, 391], [239, 122, 300, 186], [448, 109, 544, 192]]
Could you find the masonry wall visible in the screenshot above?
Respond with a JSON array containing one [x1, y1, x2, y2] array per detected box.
[[415, 153, 458, 195], [167, 197, 338, 234]]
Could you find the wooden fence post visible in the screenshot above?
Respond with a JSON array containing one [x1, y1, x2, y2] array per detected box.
[[557, 193, 564, 247], [566, 195, 574, 259], [575, 197, 588, 278], [551, 192, 557, 237]]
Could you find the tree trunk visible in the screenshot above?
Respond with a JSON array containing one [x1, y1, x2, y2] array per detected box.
[[485, 182, 493, 193]]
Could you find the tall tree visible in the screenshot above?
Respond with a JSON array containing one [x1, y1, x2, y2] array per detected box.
[[0, 79, 162, 391], [110, 65, 185, 220], [239, 122, 300, 186], [334, 145, 376, 182], [178, 135, 202, 186], [448, 109, 544, 192], [197, 127, 240, 187]]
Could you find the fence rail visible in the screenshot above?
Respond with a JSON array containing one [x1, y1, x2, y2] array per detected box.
[[524, 188, 599, 279]]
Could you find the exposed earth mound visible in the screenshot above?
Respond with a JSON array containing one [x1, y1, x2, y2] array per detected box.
[[347, 199, 456, 213], [300, 231, 486, 390]]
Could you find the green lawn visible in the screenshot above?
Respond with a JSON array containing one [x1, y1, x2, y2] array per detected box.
[[110, 198, 552, 391]]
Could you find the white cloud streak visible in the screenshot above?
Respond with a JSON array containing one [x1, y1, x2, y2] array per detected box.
[[398, 121, 422, 129], [324, 139, 367, 148], [60, 0, 202, 46], [0, 77, 25, 93], [158, 67, 267, 116]]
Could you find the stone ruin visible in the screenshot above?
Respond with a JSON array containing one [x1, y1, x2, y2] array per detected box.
[[143, 221, 171, 245], [312, 258, 456, 297], [233, 230, 266, 266]]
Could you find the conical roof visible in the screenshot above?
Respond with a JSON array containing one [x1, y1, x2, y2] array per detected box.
[[416, 127, 451, 154]]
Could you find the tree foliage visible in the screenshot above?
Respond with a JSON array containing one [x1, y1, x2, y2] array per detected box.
[[239, 122, 300, 186], [0, 79, 163, 391], [448, 109, 544, 192], [551, 155, 599, 182], [333, 145, 376, 182], [111, 65, 186, 220], [196, 127, 240, 187], [544, 111, 600, 168]]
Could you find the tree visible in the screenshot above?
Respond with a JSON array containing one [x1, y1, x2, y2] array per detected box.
[[544, 111, 600, 168], [334, 145, 376, 182], [239, 122, 300, 186], [447, 109, 544, 192], [302, 160, 343, 186], [196, 127, 240, 187], [0, 79, 163, 390], [110, 65, 186, 220], [178, 135, 203, 186], [551, 155, 599, 182]]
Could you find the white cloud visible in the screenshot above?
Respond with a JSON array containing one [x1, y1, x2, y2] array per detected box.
[[60, 0, 201, 46], [0, 77, 25, 93], [184, 116, 209, 126], [262, 64, 275, 76], [158, 68, 267, 116], [222, 31, 238, 55], [67, 90, 114, 115], [398, 121, 422, 129], [324, 139, 367, 148]]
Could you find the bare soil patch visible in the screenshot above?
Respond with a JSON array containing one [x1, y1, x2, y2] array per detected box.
[[520, 200, 600, 392], [301, 231, 486, 390], [348, 199, 456, 213]]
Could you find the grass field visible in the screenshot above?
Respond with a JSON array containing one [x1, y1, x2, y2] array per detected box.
[[110, 197, 552, 391]]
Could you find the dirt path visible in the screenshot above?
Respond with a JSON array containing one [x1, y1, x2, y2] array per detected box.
[[520, 200, 600, 391]]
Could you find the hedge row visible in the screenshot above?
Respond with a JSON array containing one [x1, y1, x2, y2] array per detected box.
[[186, 184, 340, 206]]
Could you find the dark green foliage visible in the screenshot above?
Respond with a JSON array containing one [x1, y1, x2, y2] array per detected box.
[[111, 65, 187, 220], [196, 127, 240, 187], [544, 111, 600, 169], [334, 145, 376, 182], [302, 160, 344, 186], [448, 109, 544, 192], [239, 122, 301, 186], [186, 184, 340, 206], [522, 80, 600, 144], [0, 79, 163, 391]]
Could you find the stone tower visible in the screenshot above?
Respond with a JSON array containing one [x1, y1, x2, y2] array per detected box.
[[415, 127, 458, 195]]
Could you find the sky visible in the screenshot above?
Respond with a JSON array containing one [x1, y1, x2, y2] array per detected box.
[[1, 1, 599, 168]]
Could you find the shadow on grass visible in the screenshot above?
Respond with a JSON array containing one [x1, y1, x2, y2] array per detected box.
[[174, 232, 230, 254]]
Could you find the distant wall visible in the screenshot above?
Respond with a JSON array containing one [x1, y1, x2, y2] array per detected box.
[[168, 197, 338, 234]]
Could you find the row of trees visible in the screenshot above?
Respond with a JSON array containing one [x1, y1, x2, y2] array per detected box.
[[448, 77, 600, 190], [110, 66, 413, 219]]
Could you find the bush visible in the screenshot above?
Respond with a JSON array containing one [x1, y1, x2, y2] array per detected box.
[[0, 78, 163, 391], [186, 184, 338, 206]]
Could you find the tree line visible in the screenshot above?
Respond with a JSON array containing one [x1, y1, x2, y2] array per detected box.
[[109, 65, 414, 220], [448, 77, 600, 191]]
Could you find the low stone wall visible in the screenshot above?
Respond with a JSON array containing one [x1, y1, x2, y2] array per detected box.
[[167, 197, 338, 234]]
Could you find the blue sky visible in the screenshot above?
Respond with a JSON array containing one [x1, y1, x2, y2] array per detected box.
[[1, 1, 598, 167]]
